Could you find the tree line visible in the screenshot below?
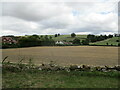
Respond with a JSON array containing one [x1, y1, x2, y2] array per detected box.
[[2, 35, 55, 48], [19, 35, 55, 47], [2, 33, 119, 48], [70, 33, 115, 45]]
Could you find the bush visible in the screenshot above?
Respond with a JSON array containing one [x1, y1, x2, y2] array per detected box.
[[2, 43, 19, 49], [73, 38, 81, 45], [82, 39, 89, 45], [116, 40, 119, 42], [118, 43, 120, 46]]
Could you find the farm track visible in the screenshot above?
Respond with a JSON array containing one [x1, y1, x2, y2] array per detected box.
[[2, 46, 119, 66]]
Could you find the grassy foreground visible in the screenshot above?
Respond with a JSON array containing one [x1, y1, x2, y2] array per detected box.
[[2, 68, 119, 88]]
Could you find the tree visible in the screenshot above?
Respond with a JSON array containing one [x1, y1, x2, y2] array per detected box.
[[87, 34, 95, 39], [19, 36, 41, 47], [55, 34, 58, 37], [58, 34, 60, 36], [44, 35, 48, 39], [116, 40, 119, 42], [19, 35, 55, 47], [118, 43, 120, 46], [32, 34, 39, 39], [40, 35, 43, 38], [72, 38, 80, 45], [106, 43, 109, 46], [108, 34, 113, 38], [87, 34, 97, 42], [82, 39, 89, 45], [114, 34, 117, 37], [49, 36, 52, 39], [103, 35, 108, 39], [71, 33, 76, 38], [3, 35, 15, 38]]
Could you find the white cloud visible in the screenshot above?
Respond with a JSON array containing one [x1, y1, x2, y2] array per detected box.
[[0, 0, 118, 36]]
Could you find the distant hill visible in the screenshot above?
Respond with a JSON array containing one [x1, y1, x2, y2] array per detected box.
[[51, 35, 87, 42], [22, 34, 120, 46], [90, 37, 119, 46], [22, 34, 87, 42]]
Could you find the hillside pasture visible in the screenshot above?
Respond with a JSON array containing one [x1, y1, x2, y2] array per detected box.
[[90, 37, 119, 46], [2, 46, 118, 66], [49, 35, 87, 42]]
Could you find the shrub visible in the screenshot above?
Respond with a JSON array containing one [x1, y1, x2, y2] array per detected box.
[[82, 39, 89, 45], [73, 38, 81, 45]]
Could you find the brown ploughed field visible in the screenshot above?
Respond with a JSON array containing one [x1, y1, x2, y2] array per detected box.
[[2, 46, 118, 66]]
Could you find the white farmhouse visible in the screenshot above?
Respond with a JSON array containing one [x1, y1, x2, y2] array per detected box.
[[55, 41, 64, 44]]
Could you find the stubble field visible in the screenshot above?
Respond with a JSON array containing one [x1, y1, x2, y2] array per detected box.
[[2, 46, 119, 66]]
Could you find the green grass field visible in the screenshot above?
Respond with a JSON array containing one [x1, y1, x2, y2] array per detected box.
[[90, 37, 119, 46], [24, 34, 87, 42], [24, 34, 119, 46], [2, 68, 119, 88], [51, 35, 87, 42], [50, 35, 119, 46]]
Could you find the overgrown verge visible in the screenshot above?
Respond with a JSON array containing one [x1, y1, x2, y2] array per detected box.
[[2, 58, 120, 88], [2, 58, 120, 72]]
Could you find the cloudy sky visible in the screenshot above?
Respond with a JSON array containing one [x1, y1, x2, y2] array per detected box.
[[0, 0, 119, 36]]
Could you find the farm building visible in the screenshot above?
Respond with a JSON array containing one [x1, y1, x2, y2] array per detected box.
[[55, 41, 72, 45], [63, 42, 72, 45], [55, 41, 64, 44], [1, 36, 18, 44]]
